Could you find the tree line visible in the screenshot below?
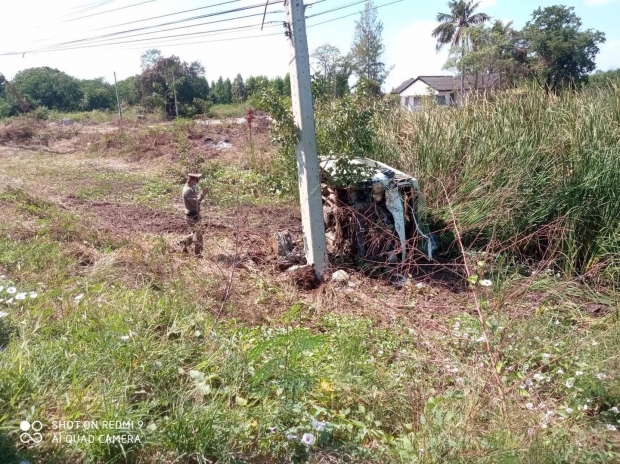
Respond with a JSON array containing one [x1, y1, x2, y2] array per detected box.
[[1, 0, 618, 119], [433, 2, 610, 93], [0, 49, 292, 118]]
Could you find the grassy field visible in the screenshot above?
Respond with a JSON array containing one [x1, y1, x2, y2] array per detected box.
[[0, 106, 619, 463]]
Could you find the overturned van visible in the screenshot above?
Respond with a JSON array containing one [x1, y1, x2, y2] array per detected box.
[[319, 157, 438, 263]]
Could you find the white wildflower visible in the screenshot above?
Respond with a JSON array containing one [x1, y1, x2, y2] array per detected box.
[[15, 293, 27, 300], [300, 433, 315, 446], [542, 353, 551, 359], [566, 379, 575, 388], [575, 371, 584, 376], [5, 298, 13, 304], [28, 292, 37, 299], [533, 373, 545, 381], [557, 369, 564, 375], [479, 279, 493, 287], [419, 448, 425, 453], [6, 287, 16, 294], [0, 286, 3, 292], [74, 293, 84, 301], [268, 427, 276, 433], [120, 335, 130, 341], [526, 402, 534, 410], [0, 311, 8, 318], [566, 408, 573, 414], [597, 373, 607, 380], [591, 341, 599, 346], [540, 423, 548, 429], [606, 424, 617, 431], [554, 320, 559, 325], [415, 282, 426, 289], [312, 420, 327, 432], [611, 407, 619, 414], [378, 350, 383, 355], [286, 434, 297, 440], [526, 379, 533, 386], [476, 335, 486, 343], [523, 364, 530, 371]]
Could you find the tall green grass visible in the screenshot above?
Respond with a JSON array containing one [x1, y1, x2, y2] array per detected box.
[[374, 85, 620, 276]]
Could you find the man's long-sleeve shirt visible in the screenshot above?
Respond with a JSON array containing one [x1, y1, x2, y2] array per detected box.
[[182, 184, 205, 216]]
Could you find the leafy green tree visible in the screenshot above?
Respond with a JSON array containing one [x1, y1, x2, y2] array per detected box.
[[312, 44, 352, 98], [140, 49, 163, 71], [0, 76, 11, 118], [117, 75, 142, 106], [175, 60, 209, 105], [12, 67, 82, 111], [232, 73, 246, 103], [140, 55, 209, 116], [523, 5, 605, 92], [432, 0, 490, 95], [283, 73, 291, 97], [79, 78, 115, 111], [270, 76, 285, 96], [212, 76, 225, 104], [444, 20, 526, 89], [350, 0, 391, 89], [589, 68, 620, 87], [223, 78, 233, 104]]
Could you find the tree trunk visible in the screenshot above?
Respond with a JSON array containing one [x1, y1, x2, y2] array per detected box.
[[461, 39, 465, 103]]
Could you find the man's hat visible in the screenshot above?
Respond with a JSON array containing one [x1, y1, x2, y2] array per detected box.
[[187, 173, 202, 179]]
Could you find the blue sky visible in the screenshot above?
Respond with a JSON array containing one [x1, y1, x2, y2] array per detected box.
[[0, 0, 618, 91]]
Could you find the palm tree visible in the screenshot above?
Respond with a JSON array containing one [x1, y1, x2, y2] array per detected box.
[[432, 1, 490, 99]]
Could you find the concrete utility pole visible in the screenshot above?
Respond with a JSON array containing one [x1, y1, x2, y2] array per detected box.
[[113, 72, 122, 120], [172, 68, 179, 118], [284, 0, 327, 277]]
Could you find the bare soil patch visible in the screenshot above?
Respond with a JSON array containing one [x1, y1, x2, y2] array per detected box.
[[63, 196, 187, 236]]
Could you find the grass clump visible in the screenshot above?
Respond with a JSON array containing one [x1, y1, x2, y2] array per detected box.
[[374, 85, 620, 277], [208, 103, 249, 119]]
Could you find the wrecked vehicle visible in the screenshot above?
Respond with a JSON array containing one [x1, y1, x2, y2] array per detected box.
[[319, 157, 438, 264]]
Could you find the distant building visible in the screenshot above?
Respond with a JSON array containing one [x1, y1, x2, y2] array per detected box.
[[391, 74, 500, 110]]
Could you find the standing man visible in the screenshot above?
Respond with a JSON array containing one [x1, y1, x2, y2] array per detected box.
[[180, 173, 208, 256]]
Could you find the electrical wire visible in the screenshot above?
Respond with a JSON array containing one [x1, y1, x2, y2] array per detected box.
[[62, 0, 118, 18], [52, 9, 284, 48], [2, 0, 398, 56], [62, 0, 156, 22], [92, 0, 241, 31], [37, 0, 285, 49], [15, 0, 335, 54]]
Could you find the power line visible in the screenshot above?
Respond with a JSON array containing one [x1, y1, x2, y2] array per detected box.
[[93, 0, 243, 30], [37, 0, 285, 50], [2, 0, 399, 57], [52, 10, 284, 48], [307, 0, 367, 19], [62, 0, 156, 22], [18, 0, 336, 55], [62, 0, 118, 18]]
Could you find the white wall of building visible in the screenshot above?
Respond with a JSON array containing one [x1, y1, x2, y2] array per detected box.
[[398, 79, 458, 110]]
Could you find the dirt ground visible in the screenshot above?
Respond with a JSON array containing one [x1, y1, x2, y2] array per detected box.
[[0, 118, 506, 331]]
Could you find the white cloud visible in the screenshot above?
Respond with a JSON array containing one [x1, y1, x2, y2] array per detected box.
[[478, 0, 498, 8], [384, 21, 450, 91], [596, 39, 620, 70]]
